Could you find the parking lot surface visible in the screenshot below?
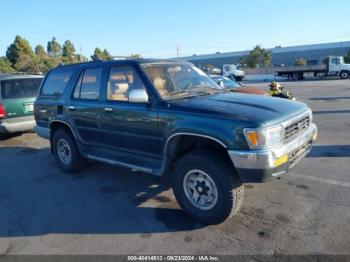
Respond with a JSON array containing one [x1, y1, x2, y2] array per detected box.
[[0, 79, 349, 255]]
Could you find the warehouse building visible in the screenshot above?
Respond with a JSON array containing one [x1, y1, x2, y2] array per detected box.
[[177, 41, 350, 68]]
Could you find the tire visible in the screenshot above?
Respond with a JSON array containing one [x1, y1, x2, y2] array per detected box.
[[292, 73, 303, 81], [235, 76, 243, 82], [340, 70, 349, 79], [52, 128, 86, 173], [172, 150, 244, 225]]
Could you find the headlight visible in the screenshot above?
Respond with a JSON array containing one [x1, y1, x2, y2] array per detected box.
[[244, 125, 283, 149]]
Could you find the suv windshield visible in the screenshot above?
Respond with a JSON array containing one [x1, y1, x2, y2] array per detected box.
[[141, 63, 221, 100]]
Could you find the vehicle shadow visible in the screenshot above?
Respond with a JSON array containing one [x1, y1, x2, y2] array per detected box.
[[0, 132, 23, 141], [307, 145, 350, 157], [313, 109, 350, 115], [309, 96, 350, 101], [0, 146, 204, 237]]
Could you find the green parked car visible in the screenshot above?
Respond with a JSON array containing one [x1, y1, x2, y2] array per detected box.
[[0, 74, 43, 136]]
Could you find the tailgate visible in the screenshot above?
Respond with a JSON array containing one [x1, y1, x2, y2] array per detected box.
[[2, 97, 35, 118], [0, 77, 42, 118]]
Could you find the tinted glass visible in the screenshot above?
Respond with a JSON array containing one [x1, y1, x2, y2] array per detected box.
[[41, 70, 73, 96], [73, 68, 102, 100], [107, 67, 145, 101], [1, 78, 42, 99]]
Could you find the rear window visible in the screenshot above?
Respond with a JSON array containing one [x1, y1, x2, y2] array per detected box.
[[41, 70, 73, 96], [1, 78, 42, 99]]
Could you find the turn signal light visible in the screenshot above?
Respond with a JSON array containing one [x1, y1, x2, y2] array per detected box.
[[246, 131, 258, 146]]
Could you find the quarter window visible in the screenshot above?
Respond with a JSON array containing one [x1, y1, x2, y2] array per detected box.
[[73, 68, 102, 100], [107, 67, 145, 101], [41, 70, 73, 96]]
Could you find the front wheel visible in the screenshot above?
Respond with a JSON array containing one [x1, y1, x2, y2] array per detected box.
[[340, 71, 349, 79], [172, 150, 244, 225], [235, 76, 243, 82]]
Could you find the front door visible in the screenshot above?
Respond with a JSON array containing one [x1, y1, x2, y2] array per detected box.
[[329, 57, 341, 74], [99, 65, 160, 157]]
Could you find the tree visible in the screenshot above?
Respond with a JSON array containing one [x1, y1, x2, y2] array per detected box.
[[294, 58, 307, 66], [6, 35, 36, 72], [47, 37, 62, 57], [130, 53, 141, 58], [62, 40, 77, 63], [91, 48, 112, 61], [344, 49, 350, 63], [239, 45, 271, 68], [34, 45, 51, 73], [35, 45, 47, 59], [0, 57, 14, 73]]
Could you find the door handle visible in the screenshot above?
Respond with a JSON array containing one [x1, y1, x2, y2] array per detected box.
[[68, 106, 76, 111], [104, 107, 114, 112]]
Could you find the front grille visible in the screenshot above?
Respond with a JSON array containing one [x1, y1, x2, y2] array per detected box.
[[283, 115, 310, 141], [289, 140, 312, 167]]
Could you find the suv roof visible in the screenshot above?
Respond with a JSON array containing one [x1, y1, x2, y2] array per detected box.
[[0, 74, 43, 81], [51, 58, 186, 71]]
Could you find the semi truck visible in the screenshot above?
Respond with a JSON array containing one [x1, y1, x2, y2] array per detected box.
[[276, 56, 350, 80]]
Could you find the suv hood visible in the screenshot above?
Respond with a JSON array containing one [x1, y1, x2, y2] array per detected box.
[[170, 92, 308, 127]]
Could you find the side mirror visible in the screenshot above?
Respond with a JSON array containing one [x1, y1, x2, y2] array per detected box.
[[129, 89, 149, 103], [218, 80, 225, 88]]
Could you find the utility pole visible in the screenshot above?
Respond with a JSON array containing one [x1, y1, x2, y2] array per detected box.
[[79, 46, 83, 62], [176, 43, 181, 57]]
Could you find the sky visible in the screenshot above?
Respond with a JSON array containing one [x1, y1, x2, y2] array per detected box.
[[1, 0, 350, 58]]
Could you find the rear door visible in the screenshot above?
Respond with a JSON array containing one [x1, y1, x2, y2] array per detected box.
[[0, 77, 42, 119], [67, 67, 105, 145]]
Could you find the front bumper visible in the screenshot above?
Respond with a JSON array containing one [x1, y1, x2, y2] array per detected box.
[[228, 123, 317, 183], [0, 116, 35, 134]]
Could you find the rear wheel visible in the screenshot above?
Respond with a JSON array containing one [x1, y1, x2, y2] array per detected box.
[[172, 150, 244, 225], [292, 72, 303, 81], [340, 70, 349, 79], [52, 128, 87, 173]]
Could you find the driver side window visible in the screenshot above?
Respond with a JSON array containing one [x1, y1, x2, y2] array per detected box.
[[107, 67, 145, 101], [331, 58, 340, 65]]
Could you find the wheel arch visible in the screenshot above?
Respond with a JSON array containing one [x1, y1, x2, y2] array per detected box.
[[160, 133, 234, 179], [49, 120, 78, 154]]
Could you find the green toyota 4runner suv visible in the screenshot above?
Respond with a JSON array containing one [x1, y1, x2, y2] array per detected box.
[[34, 59, 317, 225], [0, 74, 43, 136]]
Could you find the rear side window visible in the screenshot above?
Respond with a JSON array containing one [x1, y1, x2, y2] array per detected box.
[[1, 78, 42, 99], [73, 68, 102, 100], [41, 70, 73, 96]]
